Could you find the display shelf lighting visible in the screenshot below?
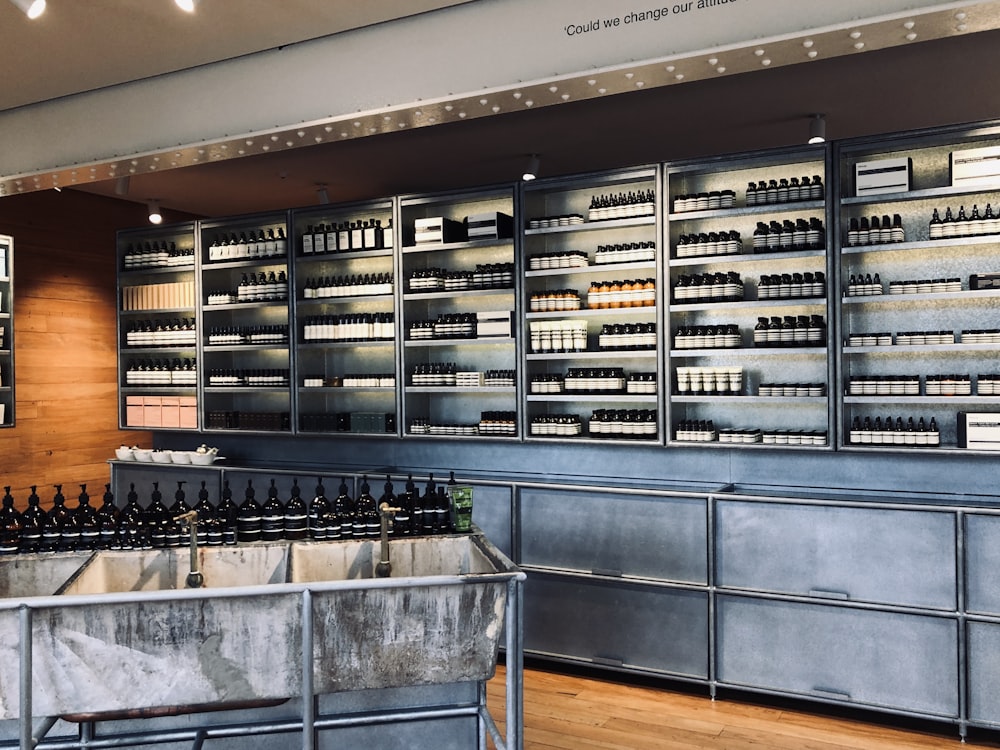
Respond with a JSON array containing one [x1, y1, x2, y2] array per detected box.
[[147, 200, 163, 225], [807, 114, 826, 145], [522, 154, 541, 181], [175, 0, 199, 12], [9, 0, 45, 19]]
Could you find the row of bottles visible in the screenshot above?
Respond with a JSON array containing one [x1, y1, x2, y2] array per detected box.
[[237, 272, 289, 301], [406, 264, 515, 292], [301, 273, 393, 299], [675, 230, 742, 258], [206, 325, 288, 346], [206, 229, 288, 261], [302, 313, 395, 342], [0, 474, 469, 556], [845, 215, 905, 246], [122, 241, 194, 270], [746, 175, 824, 205], [752, 316, 827, 346], [848, 416, 941, 446], [302, 219, 391, 256], [408, 313, 477, 340], [673, 272, 743, 303], [207, 369, 290, 387], [757, 271, 826, 299], [124, 358, 197, 386], [587, 190, 656, 220], [751, 218, 825, 252], [124, 318, 197, 348], [928, 205, 1000, 239]]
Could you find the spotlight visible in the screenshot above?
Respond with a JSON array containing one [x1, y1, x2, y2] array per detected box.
[[175, 0, 199, 11], [114, 176, 131, 196], [807, 114, 826, 145], [9, 0, 45, 19], [147, 200, 163, 225], [522, 154, 541, 181], [316, 185, 330, 205]]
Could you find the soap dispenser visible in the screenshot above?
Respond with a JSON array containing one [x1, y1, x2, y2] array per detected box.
[[145, 482, 170, 549], [194, 481, 216, 545], [330, 478, 354, 540], [0, 487, 22, 555], [217, 480, 238, 545], [284, 479, 308, 540], [261, 479, 286, 542], [46, 485, 72, 552], [77, 484, 100, 551], [237, 480, 263, 543], [308, 478, 330, 541], [96, 484, 119, 550], [421, 474, 437, 535], [167, 482, 191, 548], [118, 482, 144, 550], [20, 485, 45, 553], [403, 474, 420, 536], [356, 476, 379, 539]]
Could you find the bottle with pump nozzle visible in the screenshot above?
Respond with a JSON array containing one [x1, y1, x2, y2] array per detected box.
[[237, 480, 263, 543], [145, 482, 170, 549], [118, 482, 144, 550], [168, 482, 191, 548], [20, 485, 45, 553], [331, 478, 354, 540], [308, 478, 330, 541], [407, 474, 422, 534], [380, 475, 402, 536], [195, 481, 218, 546], [392, 476, 412, 537], [356, 477, 379, 539], [217, 480, 238, 545], [421, 475, 437, 534], [284, 479, 308, 540], [44, 484, 73, 552], [261, 479, 286, 542], [435, 486, 450, 534], [0, 487, 22, 555], [77, 484, 100, 551], [96, 484, 119, 550]]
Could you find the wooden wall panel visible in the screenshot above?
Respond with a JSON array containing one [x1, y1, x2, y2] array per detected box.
[[0, 190, 174, 506]]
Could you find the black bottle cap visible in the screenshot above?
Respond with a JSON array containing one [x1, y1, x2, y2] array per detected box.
[[103, 484, 114, 504], [199, 481, 209, 502]]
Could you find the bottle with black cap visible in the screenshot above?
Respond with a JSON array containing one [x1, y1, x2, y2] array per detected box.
[[20, 485, 45, 553], [145, 482, 170, 549], [0, 487, 22, 555], [217, 480, 238, 545], [331, 478, 354, 540], [261, 479, 286, 542], [77, 484, 100, 551], [356, 477, 380, 539], [421, 474, 438, 534], [96, 483, 119, 550], [237, 480, 263, 544], [117, 482, 144, 550], [41, 485, 68, 552], [284, 479, 308, 540], [406, 474, 423, 535], [379, 475, 402, 535], [308, 478, 330, 541], [167, 481, 191, 548], [52, 484, 79, 552], [195, 481, 219, 546]]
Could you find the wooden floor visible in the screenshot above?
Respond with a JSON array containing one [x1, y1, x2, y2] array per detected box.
[[487, 665, 1000, 749]]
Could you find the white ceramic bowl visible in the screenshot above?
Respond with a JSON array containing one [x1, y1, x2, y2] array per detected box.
[[114, 447, 134, 461], [133, 449, 153, 462], [190, 452, 217, 466], [170, 451, 192, 464], [151, 450, 173, 464]]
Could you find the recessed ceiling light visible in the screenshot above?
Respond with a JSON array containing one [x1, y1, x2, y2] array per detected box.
[[803, 39, 814, 48], [754, 49, 765, 56]]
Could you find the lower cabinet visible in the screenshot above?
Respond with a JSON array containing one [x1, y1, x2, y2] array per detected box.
[[523, 570, 709, 680], [966, 621, 1000, 727], [716, 595, 959, 718]]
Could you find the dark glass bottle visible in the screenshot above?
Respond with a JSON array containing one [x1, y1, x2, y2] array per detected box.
[[356, 476, 379, 539], [168, 481, 191, 548], [435, 486, 450, 534], [96, 484, 119, 550], [0, 487, 22, 555], [45, 484, 73, 552], [20, 485, 45, 553], [308, 478, 330, 541], [237, 480, 263, 543], [397, 474, 417, 537], [261, 479, 286, 542], [145, 482, 170, 549], [77, 484, 100, 551], [331, 478, 354, 540], [379, 475, 401, 536], [195, 481, 217, 546], [421, 474, 437, 535], [284, 479, 308, 540], [217, 480, 238, 545], [118, 482, 145, 550]]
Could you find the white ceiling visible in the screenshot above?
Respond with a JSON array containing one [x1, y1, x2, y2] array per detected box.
[[3, 1, 1000, 218]]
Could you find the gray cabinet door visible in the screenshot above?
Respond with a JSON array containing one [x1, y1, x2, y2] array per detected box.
[[964, 515, 1000, 616], [717, 595, 959, 717], [967, 621, 1000, 726], [467, 483, 513, 558], [524, 571, 708, 679], [715, 501, 956, 610], [520, 488, 707, 584]]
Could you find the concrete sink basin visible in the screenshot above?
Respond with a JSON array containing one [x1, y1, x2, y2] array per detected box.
[[0, 551, 94, 598], [58, 545, 289, 594]]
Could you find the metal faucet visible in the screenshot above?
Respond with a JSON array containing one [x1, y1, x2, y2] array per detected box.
[[174, 510, 204, 588], [375, 502, 402, 578]]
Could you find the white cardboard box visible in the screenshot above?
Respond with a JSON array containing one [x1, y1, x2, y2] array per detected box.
[[951, 145, 1000, 187], [855, 157, 911, 196], [958, 412, 1000, 451]]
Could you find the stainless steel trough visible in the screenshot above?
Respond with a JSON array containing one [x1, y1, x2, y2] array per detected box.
[[0, 531, 524, 750]]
